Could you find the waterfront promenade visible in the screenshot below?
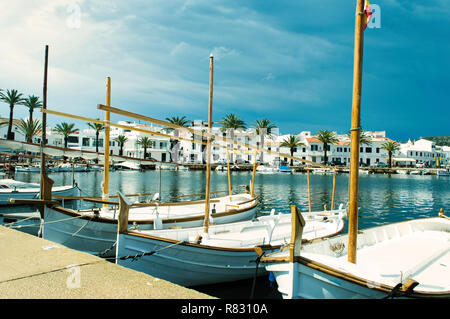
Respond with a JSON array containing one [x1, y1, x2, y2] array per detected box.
[[0, 226, 213, 299]]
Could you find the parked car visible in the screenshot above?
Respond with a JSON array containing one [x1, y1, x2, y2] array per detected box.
[[416, 163, 425, 168], [376, 162, 388, 167]]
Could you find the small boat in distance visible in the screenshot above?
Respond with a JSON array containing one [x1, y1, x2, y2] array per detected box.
[[278, 165, 291, 173], [0, 179, 80, 205], [437, 169, 450, 177]]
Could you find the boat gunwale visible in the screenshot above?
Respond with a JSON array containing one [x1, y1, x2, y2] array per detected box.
[[120, 212, 346, 253], [262, 216, 450, 298], [45, 194, 259, 225]]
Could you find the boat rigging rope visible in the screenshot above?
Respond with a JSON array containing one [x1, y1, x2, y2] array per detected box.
[[114, 240, 187, 262], [3, 215, 39, 227]]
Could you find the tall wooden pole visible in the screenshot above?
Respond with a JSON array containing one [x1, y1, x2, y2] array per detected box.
[[40, 45, 49, 179], [331, 169, 337, 210], [307, 169, 311, 213], [39, 45, 54, 217], [226, 150, 232, 199], [203, 54, 214, 234], [251, 150, 258, 197], [348, 0, 365, 264], [102, 77, 111, 208]]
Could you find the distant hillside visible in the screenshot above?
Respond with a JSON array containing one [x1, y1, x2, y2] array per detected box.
[[423, 136, 450, 146]]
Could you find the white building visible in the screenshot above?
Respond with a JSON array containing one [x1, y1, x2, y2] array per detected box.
[[399, 138, 448, 167]]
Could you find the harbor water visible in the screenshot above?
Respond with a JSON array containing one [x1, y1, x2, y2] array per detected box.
[[4, 169, 450, 298]]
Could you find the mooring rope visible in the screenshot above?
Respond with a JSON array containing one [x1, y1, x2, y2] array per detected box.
[[3, 215, 39, 227], [113, 240, 187, 262]]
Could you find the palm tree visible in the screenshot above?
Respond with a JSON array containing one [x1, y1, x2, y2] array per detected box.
[[347, 128, 372, 146], [20, 95, 42, 124], [252, 118, 276, 164], [381, 141, 400, 168], [316, 130, 338, 164], [220, 113, 246, 163], [114, 135, 128, 156], [0, 89, 25, 140], [137, 136, 154, 159], [53, 122, 78, 148], [16, 118, 42, 143], [280, 135, 304, 166], [165, 116, 190, 162], [87, 121, 105, 153]]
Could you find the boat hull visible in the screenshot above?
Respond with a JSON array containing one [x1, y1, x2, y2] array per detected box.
[[115, 208, 346, 287], [0, 185, 80, 205], [42, 194, 258, 258], [264, 217, 450, 299], [117, 233, 271, 287]]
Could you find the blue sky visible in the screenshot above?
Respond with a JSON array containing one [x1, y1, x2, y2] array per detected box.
[[0, 0, 448, 142]]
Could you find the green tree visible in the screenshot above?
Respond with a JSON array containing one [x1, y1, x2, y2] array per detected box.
[[347, 129, 372, 146], [20, 95, 42, 125], [114, 135, 128, 156], [87, 121, 105, 153], [137, 136, 154, 159], [54, 122, 78, 148], [165, 116, 190, 162], [0, 89, 25, 140], [252, 118, 276, 164], [317, 130, 338, 164], [280, 135, 304, 166], [220, 113, 246, 163], [16, 118, 42, 143], [381, 141, 400, 168]]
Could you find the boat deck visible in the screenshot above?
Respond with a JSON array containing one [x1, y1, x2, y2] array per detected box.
[[94, 194, 255, 221], [302, 218, 450, 293]]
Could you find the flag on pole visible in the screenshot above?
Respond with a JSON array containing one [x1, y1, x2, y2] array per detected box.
[[363, 0, 373, 30]]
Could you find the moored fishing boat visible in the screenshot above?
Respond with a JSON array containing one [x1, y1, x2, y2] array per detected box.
[[0, 179, 80, 205], [261, 212, 450, 299], [115, 193, 347, 287], [437, 169, 450, 177], [41, 192, 259, 257]]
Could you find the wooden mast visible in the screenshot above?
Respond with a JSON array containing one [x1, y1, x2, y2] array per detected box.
[[348, 0, 366, 264], [39, 44, 54, 217], [203, 54, 214, 234], [226, 150, 232, 199], [102, 77, 111, 209]]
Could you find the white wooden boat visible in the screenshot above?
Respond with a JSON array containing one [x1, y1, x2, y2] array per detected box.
[[313, 169, 333, 175], [215, 165, 227, 172], [115, 194, 346, 287], [176, 165, 189, 171], [0, 179, 80, 205], [409, 170, 422, 175], [114, 161, 141, 170], [396, 169, 408, 175], [256, 166, 279, 173], [41, 192, 259, 257], [14, 165, 41, 173], [262, 212, 450, 299], [259, 0, 450, 299]]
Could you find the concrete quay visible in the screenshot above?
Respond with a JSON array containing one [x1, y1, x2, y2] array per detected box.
[[0, 226, 213, 299]]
